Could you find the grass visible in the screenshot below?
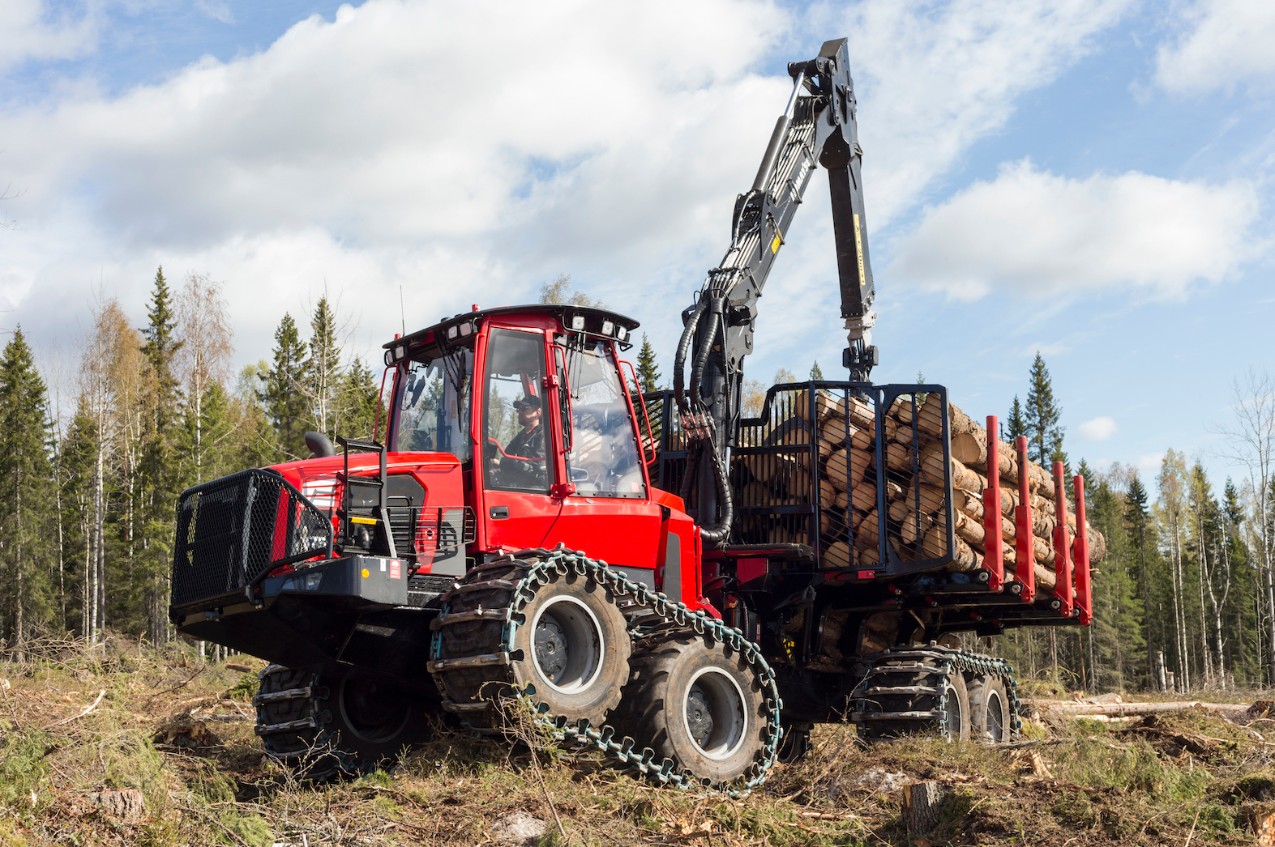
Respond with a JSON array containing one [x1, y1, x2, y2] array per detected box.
[[2, 637, 1274, 846]]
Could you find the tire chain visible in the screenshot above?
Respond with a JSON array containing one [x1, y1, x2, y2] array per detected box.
[[428, 546, 784, 795], [254, 664, 355, 779], [850, 644, 1021, 739]]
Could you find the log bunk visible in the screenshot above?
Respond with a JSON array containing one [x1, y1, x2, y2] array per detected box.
[[728, 384, 1101, 631]]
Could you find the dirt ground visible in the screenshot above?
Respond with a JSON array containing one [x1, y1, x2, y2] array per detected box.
[[3, 639, 1274, 846]]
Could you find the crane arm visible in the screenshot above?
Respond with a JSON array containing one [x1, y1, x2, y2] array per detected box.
[[673, 37, 877, 543]]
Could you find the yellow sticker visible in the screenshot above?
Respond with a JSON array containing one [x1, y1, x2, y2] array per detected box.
[[361, 568, 370, 579], [770, 231, 783, 254], [350, 516, 378, 526]]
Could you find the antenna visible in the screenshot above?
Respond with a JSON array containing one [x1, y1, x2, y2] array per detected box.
[[399, 285, 406, 336]]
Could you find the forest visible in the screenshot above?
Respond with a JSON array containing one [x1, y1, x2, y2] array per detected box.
[[2, 267, 1274, 698]]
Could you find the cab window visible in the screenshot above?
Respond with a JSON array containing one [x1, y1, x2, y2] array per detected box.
[[559, 337, 646, 498], [483, 329, 550, 493]]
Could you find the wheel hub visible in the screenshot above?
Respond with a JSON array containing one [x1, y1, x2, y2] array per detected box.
[[686, 687, 714, 747], [534, 616, 569, 682]]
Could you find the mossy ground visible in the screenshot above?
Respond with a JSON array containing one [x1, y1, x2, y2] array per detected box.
[[2, 639, 1273, 846]]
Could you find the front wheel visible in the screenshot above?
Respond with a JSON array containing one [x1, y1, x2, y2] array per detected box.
[[616, 634, 768, 785], [255, 665, 429, 779]]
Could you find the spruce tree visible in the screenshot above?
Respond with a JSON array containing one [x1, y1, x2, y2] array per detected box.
[[260, 313, 309, 458], [1025, 353, 1066, 471], [336, 359, 382, 441], [810, 361, 824, 381], [636, 334, 661, 393], [138, 267, 183, 643], [59, 396, 99, 635], [308, 296, 342, 438], [1126, 473, 1159, 686], [0, 329, 56, 648], [1004, 395, 1027, 443]]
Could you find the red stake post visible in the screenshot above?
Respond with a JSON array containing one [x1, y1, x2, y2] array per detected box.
[[981, 416, 1003, 591], [1052, 461, 1074, 616], [1014, 437, 1035, 603], [1072, 475, 1093, 625]]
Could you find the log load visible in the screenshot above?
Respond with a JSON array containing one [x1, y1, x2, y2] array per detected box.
[[730, 388, 1106, 587]]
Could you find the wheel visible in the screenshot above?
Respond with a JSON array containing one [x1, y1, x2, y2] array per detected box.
[[938, 670, 971, 742], [509, 568, 632, 723], [966, 673, 1011, 744], [255, 665, 428, 779], [616, 634, 768, 785]]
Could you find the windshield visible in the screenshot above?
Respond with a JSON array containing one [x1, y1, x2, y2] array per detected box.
[[392, 345, 473, 463]]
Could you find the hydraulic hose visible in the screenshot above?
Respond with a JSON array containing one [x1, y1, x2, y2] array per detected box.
[[673, 299, 708, 413]]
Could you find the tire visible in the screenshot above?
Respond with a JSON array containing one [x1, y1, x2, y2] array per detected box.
[[255, 664, 428, 779], [616, 634, 767, 785], [508, 569, 632, 724], [938, 669, 971, 742], [966, 673, 1011, 744]]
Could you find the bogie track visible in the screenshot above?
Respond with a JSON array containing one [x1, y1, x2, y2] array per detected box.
[[850, 646, 1020, 744], [427, 548, 784, 793]]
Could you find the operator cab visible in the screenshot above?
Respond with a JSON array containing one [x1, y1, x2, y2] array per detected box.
[[384, 306, 678, 574]]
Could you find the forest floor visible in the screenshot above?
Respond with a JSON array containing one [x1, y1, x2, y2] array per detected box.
[[3, 638, 1275, 847]]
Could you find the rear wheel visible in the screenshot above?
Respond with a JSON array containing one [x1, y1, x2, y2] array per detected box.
[[616, 634, 767, 784], [966, 674, 1010, 744], [855, 660, 970, 743]]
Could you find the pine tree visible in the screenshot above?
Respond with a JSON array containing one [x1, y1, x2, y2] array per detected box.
[[1024, 353, 1066, 470], [0, 329, 56, 648], [260, 314, 309, 458], [636, 335, 661, 393], [810, 361, 824, 381]]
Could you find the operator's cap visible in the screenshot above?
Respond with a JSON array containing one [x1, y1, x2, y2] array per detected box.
[[512, 395, 539, 411]]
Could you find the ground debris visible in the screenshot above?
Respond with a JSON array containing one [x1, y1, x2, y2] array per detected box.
[[88, 789, 145, 824], [490, 810, 547, 846]]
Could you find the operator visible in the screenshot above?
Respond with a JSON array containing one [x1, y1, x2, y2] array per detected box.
[[494, 395, 546, 487]]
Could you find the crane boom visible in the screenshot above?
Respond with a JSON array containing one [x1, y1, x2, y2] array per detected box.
[[673, 37, 877, 542]]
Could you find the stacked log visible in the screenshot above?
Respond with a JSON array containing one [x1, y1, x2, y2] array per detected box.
[[729, 389, 1107, 590]]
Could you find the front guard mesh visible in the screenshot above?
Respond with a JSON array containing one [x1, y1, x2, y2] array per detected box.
[[171, 469, 332, 612]]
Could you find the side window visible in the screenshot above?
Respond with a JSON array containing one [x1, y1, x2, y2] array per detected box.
[[483, 329, 550, 493], [394, 348, 472, 463], [561, 338, 646, 498]]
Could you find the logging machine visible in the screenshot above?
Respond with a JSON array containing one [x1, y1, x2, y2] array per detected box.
[[169, 39, 1094, 789]]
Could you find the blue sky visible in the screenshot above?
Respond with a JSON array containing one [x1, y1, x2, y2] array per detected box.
[[3, 0, 1273, 495]]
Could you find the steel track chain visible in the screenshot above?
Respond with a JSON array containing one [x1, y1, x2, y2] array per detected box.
[[851, 644, 1021, 739], [429, 547, 784, 796]]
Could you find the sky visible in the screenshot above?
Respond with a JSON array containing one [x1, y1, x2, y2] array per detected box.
[[3, 0, 1274, 492]]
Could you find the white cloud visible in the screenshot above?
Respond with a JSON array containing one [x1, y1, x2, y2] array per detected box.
[[0, 0, 99, 72], [809, 0, 1135, 227], [0, 0, 1138, 378], [196, 1, 236, 25], [890, 160, 1261, 302], [1136, 451, 1166, 478], [1155, 0, 1275, 94], [1078, 416, 1118, 441]]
